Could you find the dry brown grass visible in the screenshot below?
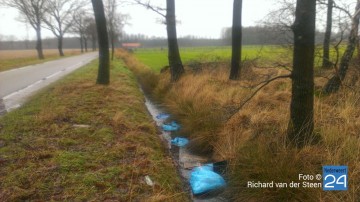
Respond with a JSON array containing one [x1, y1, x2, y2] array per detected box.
[[0, 49, 83, 72], [120, 49, 360, 201], [0, 58, 189, 201], [116, 50, 161, 101], [0, 49, 81, 59], [169, 66, 360, 201]]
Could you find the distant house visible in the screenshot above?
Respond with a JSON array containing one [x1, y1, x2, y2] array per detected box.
[[121, 43, 141, 50]]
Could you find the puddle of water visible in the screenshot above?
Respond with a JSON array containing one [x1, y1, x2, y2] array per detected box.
[[144, 95, 228, 202]]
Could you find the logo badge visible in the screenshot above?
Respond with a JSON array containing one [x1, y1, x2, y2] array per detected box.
[[323, 166, 348, 191]]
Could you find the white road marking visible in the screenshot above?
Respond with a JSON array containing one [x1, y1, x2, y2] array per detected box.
[[1, 53, 97, 114]]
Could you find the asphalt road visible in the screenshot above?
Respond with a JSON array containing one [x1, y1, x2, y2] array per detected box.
[[0, 52, 98, 113]]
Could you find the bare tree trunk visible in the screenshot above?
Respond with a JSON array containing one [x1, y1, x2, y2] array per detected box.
[[91, 0, 110, 85], [58, 35, 64, 56], [3, 0, 46, 59], [166, 0, 184, 82], [229, 0, 243, 80], [111, 39, 115, 60], [35, 26, 44, 59], [110, 31, 115, 60], [322, 0, 333, 68], [357, 38, 360, 59], [92, 34, 97, 51], [323, 1, 360, 94], [84, 37, 88, 52], [80, 35, 84, 53], [287, 0, 316, 147]]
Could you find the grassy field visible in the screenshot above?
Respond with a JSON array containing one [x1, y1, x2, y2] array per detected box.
[[134, 46, 291, 72], [0, 49, 84, 72], [134, 45, 346, 73], [0, 58, 188, 201], [119, 47, 360, 202]]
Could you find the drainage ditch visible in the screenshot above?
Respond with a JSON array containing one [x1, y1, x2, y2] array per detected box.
[[143, 94, 228, 202]]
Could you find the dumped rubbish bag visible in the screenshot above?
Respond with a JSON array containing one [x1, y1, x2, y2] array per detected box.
[[156, 113, 170, 120], [144, 175, 154, 186], [171, 137, 189, 147], [190, 164, 226, 195], [162, 121, 181, 131], [162, 123, 179, 131], [170, 121, 180, 127]]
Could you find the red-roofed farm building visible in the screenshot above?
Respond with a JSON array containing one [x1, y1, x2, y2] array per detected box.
[[121, 43, 141, 50]]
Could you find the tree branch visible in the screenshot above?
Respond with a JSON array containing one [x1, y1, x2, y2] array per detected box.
[[131, 0, 166, 18], [227, 74, 292, 121], [317, 0, 352, 19]]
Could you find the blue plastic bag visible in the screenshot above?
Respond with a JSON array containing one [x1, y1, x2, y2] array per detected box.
[[170, 121, 180, 128], [156, 113, 170, 120], [201, 163, 214, 171], [171, 137, 189, 147], [190, 165, 226, 195], [162, 121, 181, 131]]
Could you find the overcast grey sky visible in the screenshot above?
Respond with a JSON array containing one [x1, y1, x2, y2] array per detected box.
[[123, 0, 277, 38], [0, 0, 277, 40]]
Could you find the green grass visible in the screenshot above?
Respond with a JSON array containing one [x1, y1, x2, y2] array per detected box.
[[134, 45, 350, 73], [0, 59, 188, 201], [134, 46, 291, 72]]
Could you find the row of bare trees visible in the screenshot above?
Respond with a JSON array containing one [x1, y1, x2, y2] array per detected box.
[[72, 10, 97, 53], [42, 0, 83, 56], [5, 0, 356, 147], [230, 0, 360, 147], [2, 0, 84, 59], [131, 0, 359, 148], [1, 0, 125, 60]]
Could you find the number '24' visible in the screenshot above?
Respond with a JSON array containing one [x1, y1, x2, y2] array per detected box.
[[324, 174, 347, 188]]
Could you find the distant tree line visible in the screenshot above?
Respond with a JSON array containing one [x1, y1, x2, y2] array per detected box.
[[0, 26, 343, 51], [0, 37, 93, 50], [0, 0, 126, 60], [221, 26, 334, 45], [1, 0, 359, 147], [121, 26, 335, 47], [121, 35, 226, 48]]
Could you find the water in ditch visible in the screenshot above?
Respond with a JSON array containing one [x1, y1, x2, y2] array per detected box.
[[144, 95, 228, 202]]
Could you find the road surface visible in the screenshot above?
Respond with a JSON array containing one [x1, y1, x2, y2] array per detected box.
[[0, 52, 98, 114]]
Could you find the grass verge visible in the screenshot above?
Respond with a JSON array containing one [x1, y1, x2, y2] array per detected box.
[[119, 48, 360, 202], [0, 49, 84, 72], [0, 58, 188, 201]]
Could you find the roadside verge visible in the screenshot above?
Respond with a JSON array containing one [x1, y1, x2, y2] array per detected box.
[[0, 59, 188, 201]]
